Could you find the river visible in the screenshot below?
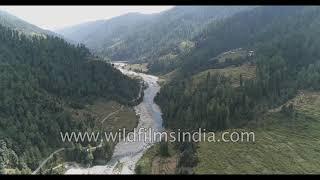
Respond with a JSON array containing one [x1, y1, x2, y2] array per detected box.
[[65, 62, 163, 174]]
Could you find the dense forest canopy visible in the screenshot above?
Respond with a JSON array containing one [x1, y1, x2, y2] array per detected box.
[[0, 24, 140, 173], [155, 6, 320, 131], [57, 6, 253, 65], [151, 7, 320, 172]]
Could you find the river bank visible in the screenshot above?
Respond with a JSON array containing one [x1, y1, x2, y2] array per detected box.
[[65, 62, 164, 174]]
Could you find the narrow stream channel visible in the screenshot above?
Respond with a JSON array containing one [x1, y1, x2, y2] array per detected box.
[[65, 62, 164, 174]]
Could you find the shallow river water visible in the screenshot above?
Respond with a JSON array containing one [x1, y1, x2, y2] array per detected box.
[[65, 63, 163, 174]]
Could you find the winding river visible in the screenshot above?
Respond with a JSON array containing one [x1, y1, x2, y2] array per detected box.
[[65, 62, 163, 174]]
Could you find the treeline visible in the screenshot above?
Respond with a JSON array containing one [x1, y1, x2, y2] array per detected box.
[[0, 24, 140, 173], [155, 6, 320, 131], [59, 6, 252, 66], [102, 7, 251, 64], [64, 143, 113, 167]]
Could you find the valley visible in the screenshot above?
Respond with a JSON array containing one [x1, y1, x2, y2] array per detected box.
[[64, 63, 164, 174], [1, 5, 320, 175]]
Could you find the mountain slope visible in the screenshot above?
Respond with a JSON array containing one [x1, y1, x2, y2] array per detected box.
[[138, 6, 320, 174], [57, 6, 253, 63], [0, 23, 140, 173], [0, 10, 59, 37], [56, 12, 155, 55], [177, 6, 318, 75], [156, 6, 320, 130]]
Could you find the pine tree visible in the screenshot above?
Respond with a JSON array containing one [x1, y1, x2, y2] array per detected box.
[[159, 141, 169, 157], [135, 164, 142, 174]]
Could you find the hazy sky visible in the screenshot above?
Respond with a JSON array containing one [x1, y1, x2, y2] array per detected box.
[[0, 6, 174, 30]]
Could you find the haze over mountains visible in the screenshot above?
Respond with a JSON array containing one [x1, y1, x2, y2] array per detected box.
[[57, 6, 253, 62], [57, 6, 320, 174], [0, 10, 61, 37], [2, 5, 320, 174]]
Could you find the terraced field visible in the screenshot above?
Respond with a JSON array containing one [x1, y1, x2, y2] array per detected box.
[[67, 100, 138, 132], [136, 91, 320, 174], [135, 142, 177, 174], [194, 91, 320, 174]]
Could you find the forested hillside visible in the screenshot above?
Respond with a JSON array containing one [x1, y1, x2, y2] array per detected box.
[[155, 6, 320, 131], [3, 5, 320, 175], [0, 24, 140, 173], [56, 12, 155, 54], [0, 10, 59, 37], [134, 6, 320, 174], [57, 6, 252, 65]]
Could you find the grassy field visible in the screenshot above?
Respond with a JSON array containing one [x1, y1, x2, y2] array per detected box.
[[194, 91, 320, 174], [158, 48, 253, 87], [178, 40, 195, 52], [214, 48, 249, 63], [192, 63, 256, 88], [67, 99, 138, 132], [158, 69, 180, 87], [135, 142, 177, 174]]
